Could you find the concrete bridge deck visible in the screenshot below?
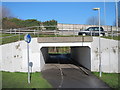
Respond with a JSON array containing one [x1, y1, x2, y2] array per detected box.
[[37, 37, 93, 43]]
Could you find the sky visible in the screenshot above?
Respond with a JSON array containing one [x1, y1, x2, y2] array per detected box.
[[2, 2, 117, 26]]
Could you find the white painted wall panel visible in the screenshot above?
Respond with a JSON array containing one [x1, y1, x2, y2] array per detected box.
[[0, 37, 118, 73]]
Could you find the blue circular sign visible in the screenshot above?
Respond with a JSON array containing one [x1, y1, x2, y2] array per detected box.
[[24, 34, 31, 43]]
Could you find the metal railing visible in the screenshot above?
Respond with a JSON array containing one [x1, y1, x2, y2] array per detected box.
[[0, 25, 119, 45]]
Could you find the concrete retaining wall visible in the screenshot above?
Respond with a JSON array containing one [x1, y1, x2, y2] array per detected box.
[[58, 23, 117, 31], [40, 47, 49, 70], [37, 37, 93, 43], [91, 37, 119, 73], [1, 38, 41, 72], [71, 46, 91, 70], [0, 37, 119, 73]]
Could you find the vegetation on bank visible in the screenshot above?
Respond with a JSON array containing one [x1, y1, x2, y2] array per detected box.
[[2, 71, 52, 88], [0, 33, 119, 45], [0, 34, 79, 45], [49, 47, 70, 54], [102, 36, 120, 41], [92, 72, 119, 88], [2, 17, 57, 30]]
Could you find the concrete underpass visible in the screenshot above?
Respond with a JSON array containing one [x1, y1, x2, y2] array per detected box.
[[1, 36, 118, 88], [40, 47, 110, 88], [1, 36, 118, 72], [40, 46, 91, 70], [37, 37, 111, 88]]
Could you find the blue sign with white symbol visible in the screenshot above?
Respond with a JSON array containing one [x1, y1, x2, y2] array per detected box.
[[24, 34, 31, 43]]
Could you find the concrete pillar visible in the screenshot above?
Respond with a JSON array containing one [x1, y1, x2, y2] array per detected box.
[[71, 46, 91, 70]]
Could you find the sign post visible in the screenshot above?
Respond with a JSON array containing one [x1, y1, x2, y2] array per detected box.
[[24, 34, 31, 84]]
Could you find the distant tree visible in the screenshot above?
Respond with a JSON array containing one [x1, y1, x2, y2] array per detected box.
[[1, 6, 14, 29], [118, 17, 120, 27], [2, 18, 18, 29], [24, 19, 41, 27], [113, 17, 120, 27], [2, 17, 57, 29], [43, 20, 57, 30], [9, 18, 24, 28], [86, 16, 104, 25], [2, 6, 13, 18], [86, 16, 98, 25], [2, 18, 42, 29]]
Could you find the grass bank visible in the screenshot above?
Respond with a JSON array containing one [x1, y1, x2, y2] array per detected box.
[[92, 72, 119, 88], [0, 33, 119, 45], [101, 36, 120, 40], [2, 71, 52, 88], [0, 34, 80, 45]]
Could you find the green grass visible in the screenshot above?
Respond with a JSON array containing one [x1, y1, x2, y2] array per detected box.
[[0, 33, 119, 45], [1, 35, 21, 44], [101, 36, 120, 40], [92, 72, 119, 88], [0, 72, 2, 89], [2, 71, 52, 88], [0, 34, 32, 45], [0, 34, 16, 37], [0, 34, 83, 45], [0, 34, 8, 37], [38, 34, 78, 37], [48, 47, 70, 54], [49, 52, 70, 54]]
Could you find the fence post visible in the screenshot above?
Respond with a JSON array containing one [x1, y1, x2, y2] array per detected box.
[[19, 28, 20, 41], [37, 27, 39, 37], [107, 26, 108, 36], [73, 24, 74, 37], [10, 29, 11, 34], [15, 29, 16, 35], [62, 23, 63, 35], [34, 29, 35, 35], [111, 26, 113, 39]]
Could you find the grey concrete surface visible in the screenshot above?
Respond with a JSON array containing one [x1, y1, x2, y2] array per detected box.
[[37, 37, 93, 43], [41, 54, 111, 88], [71, 46, 91, 70]]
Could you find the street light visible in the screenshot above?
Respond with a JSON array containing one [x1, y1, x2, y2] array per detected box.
[[93, 8, 102, 77], [115, 0, 118, 36], [104, 0, 106, 25]]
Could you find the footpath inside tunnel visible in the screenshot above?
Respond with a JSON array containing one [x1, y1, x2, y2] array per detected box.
[[40, 47, 110, 88]]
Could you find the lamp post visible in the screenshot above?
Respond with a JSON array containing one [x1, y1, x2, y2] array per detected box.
[[115, 0, 118, 36], [104, 0, 106, 25], [93, 8, 102, 77]]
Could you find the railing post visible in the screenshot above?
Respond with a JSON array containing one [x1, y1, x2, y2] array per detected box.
[[19, 28, 20, 41], [34, 29, 35, 35], [15, 29, 16, 35], [37, 26, 39, 37], [10, 29, 11, 34], [111, 26, 113, 39], [73, 24, 74, 37]]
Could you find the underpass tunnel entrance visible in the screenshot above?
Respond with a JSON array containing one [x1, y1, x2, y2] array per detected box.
[[71, 46, 91, 70], [47, 47, 72, 64], [40, 46, 91, 70]]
